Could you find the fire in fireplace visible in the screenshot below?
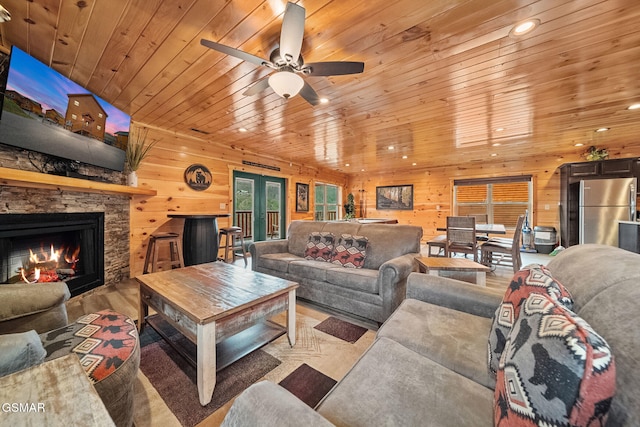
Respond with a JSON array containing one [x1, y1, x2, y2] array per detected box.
[[0, 213, 104, 296], [19, 240, 81, 284]]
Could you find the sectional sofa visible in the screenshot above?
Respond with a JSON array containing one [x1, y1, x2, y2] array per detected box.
[[223, 244, 640, 426]]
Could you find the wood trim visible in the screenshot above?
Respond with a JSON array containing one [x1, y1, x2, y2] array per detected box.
[[0, 166, 157, 196]]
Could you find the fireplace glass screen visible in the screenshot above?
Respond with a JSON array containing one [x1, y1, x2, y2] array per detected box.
[[0, 213, 104, 296]]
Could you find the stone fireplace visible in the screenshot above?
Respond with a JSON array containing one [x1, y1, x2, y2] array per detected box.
[[0, 144, 131, 295], [0, 213, 105, 296]]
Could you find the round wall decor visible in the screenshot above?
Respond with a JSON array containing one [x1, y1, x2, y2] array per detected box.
[[184, 164, 212, 191]]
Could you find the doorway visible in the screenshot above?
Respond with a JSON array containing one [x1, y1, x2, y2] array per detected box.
[[233, 171, 286, 242]]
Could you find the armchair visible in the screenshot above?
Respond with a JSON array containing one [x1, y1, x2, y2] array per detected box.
[[0, 282, 70, 334], [0, 282, 140, 427]]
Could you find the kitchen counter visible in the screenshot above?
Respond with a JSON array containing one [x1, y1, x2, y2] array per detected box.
[[619, 220, 640, 253]]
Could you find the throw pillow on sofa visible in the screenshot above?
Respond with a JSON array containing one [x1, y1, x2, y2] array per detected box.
[[494, 292, 615, 427], [304, 232, 336, 262], [489, 264, 574, 376], [331, 234, 368, 268]]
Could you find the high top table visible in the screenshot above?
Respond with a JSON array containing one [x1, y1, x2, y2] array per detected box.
[[168, 213, 230, 266]]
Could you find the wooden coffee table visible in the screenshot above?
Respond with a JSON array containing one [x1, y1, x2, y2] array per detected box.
[[136, 262, 298, 406], [415, 256, 491, 286]]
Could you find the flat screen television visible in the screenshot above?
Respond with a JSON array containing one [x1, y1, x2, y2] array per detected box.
[[0, 46, 129, 172]]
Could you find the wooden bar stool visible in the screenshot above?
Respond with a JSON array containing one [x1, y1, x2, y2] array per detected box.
[[218, 226, 248, 266], [143, 232, 184, 273]]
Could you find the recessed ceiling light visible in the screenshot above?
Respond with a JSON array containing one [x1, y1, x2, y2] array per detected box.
[[239, 127, 247, 132], [320, 98, 329, 104], [402, 155, 408, 159], [628, 103, 640, 110], [345, 163, 350, 167], [492, 142, 501, 147], [575, 143, 584, 147], [388, 146, 394, 150], [412, 162, 417, 166], [595, 127, 610, 132], [361, 169, 365, 172], [491, 153, 498, 157], [494, 127, 505, 132], [510, 19, 540, 37]]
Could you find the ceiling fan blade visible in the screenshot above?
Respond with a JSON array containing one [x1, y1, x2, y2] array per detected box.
[[243, 77, 271, 96], [279, 2, 305, 64], [200, 39, 270, 68], [303, 61, 365, 76], [299, 81, 320, 106]]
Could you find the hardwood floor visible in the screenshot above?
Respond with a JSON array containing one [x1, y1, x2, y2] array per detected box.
[[67, 251, 551, 321], [64, 251, 551, 426]]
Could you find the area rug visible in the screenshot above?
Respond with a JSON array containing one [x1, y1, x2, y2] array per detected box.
[[279, 363, 337, 408], [138, 323, 281, 427], [313, 316, 368, 343]]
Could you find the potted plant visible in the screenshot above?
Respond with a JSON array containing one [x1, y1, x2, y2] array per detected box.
[[125, 127, 156, 187], [344, 193, 356, 220]]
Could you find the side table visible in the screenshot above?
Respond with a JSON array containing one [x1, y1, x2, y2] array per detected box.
[[415, 256, 491, 286], [0, 354, 114, 426]]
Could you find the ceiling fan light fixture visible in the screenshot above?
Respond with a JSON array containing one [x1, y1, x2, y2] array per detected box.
[[269, 71, 304, 99]]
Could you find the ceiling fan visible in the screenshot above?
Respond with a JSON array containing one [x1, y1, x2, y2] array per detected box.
[[200, 2, 364, 106]]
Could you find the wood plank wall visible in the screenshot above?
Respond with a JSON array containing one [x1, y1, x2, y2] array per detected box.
[[129, 123, 348, 276], [130, 121, 640, 276], [344, 142, 640, 244]]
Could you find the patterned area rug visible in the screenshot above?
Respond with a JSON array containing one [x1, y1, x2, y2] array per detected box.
[[138, 319, 281, 427], [279, 363, 337, 408], [313, 316, 369, 343], [133, 306, 376, 426]]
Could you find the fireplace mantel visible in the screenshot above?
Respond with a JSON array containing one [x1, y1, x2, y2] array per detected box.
[[0, 166, 156, 196]]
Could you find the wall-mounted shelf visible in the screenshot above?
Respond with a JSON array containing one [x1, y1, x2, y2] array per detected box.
[[0, 167, 157, 196]]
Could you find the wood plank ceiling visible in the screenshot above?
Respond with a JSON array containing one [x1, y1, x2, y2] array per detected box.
[[1, 0, 639, 175]]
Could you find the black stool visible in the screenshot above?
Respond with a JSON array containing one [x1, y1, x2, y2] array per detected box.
[[218, 227, 248, 266], [143, 232, 184, 273]]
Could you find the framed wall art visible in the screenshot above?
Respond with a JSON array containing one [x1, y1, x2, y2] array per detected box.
[[376, 184, 413, 210], [296, 183, 309, 212]]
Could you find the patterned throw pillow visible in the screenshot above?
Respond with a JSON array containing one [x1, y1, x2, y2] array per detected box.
[[488, 264, 574, 376], [330, 234, 368, 268], [304, 232, 335, 262], [494, 293, 615, 427]]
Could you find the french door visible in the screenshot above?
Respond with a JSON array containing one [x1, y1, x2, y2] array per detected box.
[[233, 171, 286, 242]]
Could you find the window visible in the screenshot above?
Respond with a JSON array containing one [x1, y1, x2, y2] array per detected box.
[[314, 183, 340, 221], [453, 176, 532, 229], [73, 100, 80, 106]]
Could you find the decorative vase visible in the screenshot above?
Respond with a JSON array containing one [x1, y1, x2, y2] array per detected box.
[[127, 171, 138, 187]]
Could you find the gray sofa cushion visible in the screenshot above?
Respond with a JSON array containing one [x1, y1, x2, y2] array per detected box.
[[289, 260, 342, 282], [0, 330, 47, 377], [316, 336, 494, 427], [260, 253, 304, 273], [359, 224, 422, 270], [378, 298, 495, 389], [545, 244, 640, 426], [325, 267, 379, 294]]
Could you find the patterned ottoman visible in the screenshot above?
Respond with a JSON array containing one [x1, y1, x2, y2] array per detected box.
[[40, 309, 140, 427]]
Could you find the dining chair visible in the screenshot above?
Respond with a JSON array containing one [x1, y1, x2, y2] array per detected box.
[[446, 216, 478, 261], [480, 214, 525, 273], [426, 234, 447, 257], [468, 214, 489, 241]]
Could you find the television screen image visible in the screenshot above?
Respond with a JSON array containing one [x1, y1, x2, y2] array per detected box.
[[0, 47, 130, 172]]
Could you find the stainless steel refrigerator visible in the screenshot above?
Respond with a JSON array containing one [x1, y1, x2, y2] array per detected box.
[[579, 177, 637, 246]]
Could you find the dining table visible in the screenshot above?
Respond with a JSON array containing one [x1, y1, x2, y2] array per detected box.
[[436, 223, 506, 234]]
